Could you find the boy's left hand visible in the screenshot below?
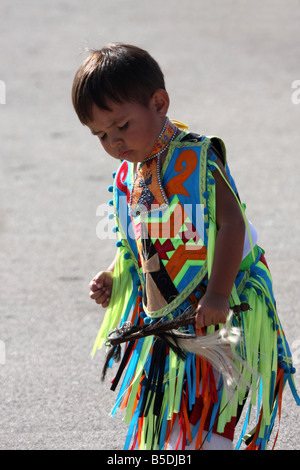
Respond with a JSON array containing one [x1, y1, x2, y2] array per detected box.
[[195, 292, 229, 330]]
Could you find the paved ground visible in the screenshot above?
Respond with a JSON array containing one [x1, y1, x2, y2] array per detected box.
[[0, 0, 299, 450]]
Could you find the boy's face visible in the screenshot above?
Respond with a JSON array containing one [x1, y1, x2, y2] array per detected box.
[[86, 90, 169, 164]]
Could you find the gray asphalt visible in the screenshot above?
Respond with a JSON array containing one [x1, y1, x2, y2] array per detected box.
[[0, 0, 299, 450]]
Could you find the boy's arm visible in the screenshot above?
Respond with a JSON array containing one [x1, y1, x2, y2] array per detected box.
[[195, 157, 245, 328]]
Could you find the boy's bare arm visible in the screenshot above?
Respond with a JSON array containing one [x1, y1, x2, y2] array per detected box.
[[196, 157, 245, 329]]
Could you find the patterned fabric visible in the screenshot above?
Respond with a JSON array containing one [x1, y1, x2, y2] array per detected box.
[[92, 126, 300, 450], [136, 144, 208, 315]]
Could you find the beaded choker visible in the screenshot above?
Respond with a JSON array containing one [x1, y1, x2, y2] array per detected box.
[[129, 118, 177, 216], [141, 117, 178, 165]]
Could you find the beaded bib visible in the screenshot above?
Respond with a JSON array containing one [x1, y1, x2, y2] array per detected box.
[[129, 157, 169, 216]]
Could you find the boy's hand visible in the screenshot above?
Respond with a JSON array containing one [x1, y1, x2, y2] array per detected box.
[[195, 292, 229, 330], [89, 271, 113, 308]]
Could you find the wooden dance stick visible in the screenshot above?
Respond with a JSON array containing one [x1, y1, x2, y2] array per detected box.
[[106, 303, 250, 347]]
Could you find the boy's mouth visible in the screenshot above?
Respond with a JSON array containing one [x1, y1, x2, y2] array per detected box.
[[119, 150, 132, 159]]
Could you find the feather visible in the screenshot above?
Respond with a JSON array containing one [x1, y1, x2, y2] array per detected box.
[[166, 312, 252, 397], [101, 344, 121, 381]]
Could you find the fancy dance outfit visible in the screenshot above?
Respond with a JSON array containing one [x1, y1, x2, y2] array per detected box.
[[92, 119, 299, 450]]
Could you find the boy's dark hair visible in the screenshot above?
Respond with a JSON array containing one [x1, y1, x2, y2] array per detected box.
[[72, 43, 166, 124]]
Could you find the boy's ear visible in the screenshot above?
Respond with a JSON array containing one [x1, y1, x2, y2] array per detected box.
[[151, 89, 170, 116]]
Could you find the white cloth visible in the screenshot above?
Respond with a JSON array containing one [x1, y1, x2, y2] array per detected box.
[[166, 419, 234, 451], [243, 219, 258, 259]]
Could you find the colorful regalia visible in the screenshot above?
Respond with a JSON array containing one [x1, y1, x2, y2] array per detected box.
[[92, 119, 299, 450]]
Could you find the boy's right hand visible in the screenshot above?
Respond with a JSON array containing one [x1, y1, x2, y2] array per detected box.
[[89, 271, 113, 308]]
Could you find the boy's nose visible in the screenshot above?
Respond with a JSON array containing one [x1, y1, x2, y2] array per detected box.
[[109, 134, 123, 148]]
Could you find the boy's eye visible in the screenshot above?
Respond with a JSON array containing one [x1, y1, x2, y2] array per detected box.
[[118, 122, 129, 131], [97, 121, 128, 141]]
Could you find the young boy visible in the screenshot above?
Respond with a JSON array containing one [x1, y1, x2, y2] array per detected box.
[[72, 43, 299, 450]]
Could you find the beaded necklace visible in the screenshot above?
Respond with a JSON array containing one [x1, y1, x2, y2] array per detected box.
[[129, 118, 177, 216]]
